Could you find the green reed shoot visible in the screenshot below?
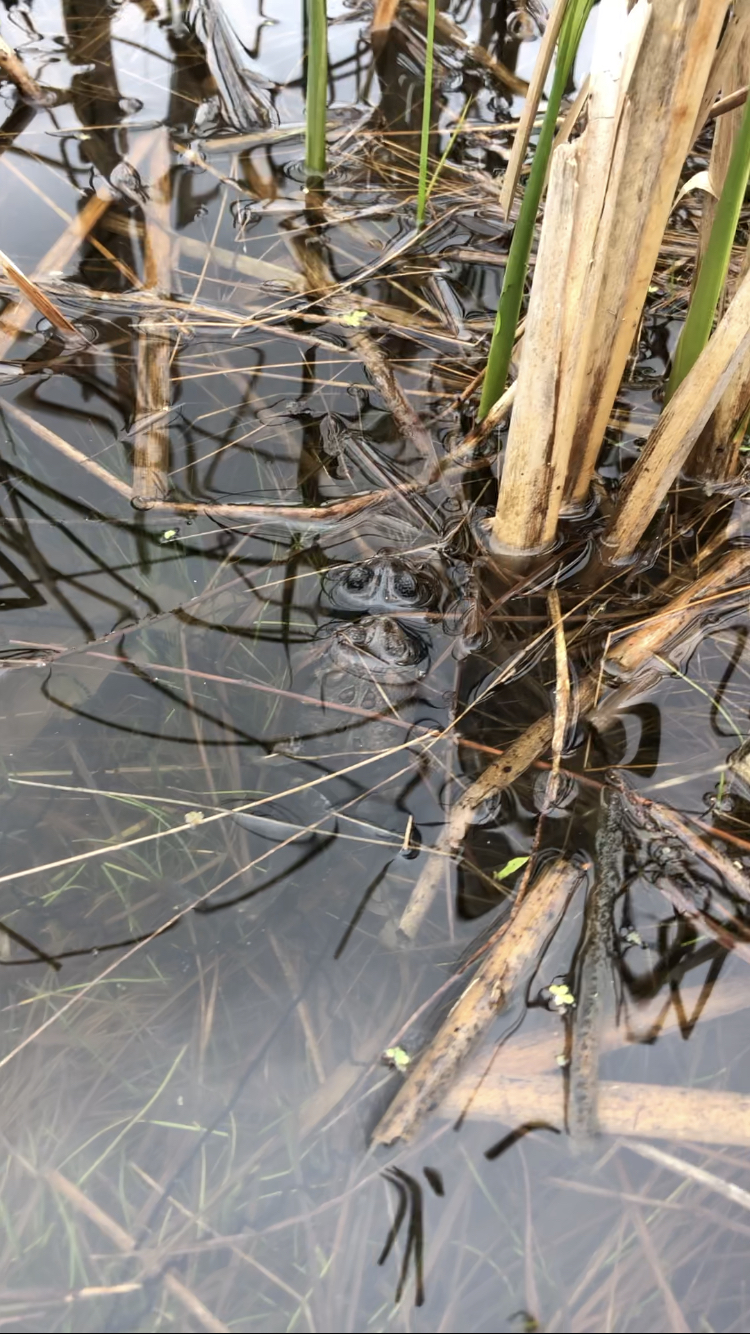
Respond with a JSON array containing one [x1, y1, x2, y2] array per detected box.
[[416, 0, 437, 227], [305, 0, 328, 178], [666, 92, 750, 402], [479, 0, 594, 418]]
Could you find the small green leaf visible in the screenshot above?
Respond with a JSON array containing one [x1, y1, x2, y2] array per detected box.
[[493, 855, 530, 883], [384, 1046, 411, 1072]]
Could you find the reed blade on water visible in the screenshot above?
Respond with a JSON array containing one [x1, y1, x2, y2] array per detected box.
[[416, 0, 437, 228], [666, 87, 750, 403], [305, 0, 328, 177], [478, 0, 595, 419]]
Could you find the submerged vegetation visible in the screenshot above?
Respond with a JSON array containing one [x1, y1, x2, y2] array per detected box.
[[4, 0, 750, 1330]]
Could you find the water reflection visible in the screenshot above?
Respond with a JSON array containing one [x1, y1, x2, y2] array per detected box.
[[1, 1, 750, 1331]]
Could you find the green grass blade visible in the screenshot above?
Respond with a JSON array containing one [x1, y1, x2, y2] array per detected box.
[[426, 95, 473, 202], [479, 0, 594, 419], [666, 93, 750, 402], [305, 0, 328, 178], [416, 0, 437, 228]]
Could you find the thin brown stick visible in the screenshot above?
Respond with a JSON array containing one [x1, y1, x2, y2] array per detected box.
[[374, 858, 582, 1144], [45, 1169, 229, 1332], [499, 0, 569, 219]]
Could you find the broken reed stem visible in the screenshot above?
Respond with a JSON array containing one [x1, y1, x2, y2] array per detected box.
[[611, 772, 750, 905], [689, 19, 750, 482], [603, 262, 750, 562], [656, 876, 750, 966], [491, 143, 578, 552], [399, 546, 750, 939], [373, 858, 582, 1144]]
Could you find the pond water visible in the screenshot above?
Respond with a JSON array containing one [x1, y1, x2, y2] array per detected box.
[[1, 2, 750, 1331]]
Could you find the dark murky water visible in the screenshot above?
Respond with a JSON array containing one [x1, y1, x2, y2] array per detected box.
[[1, 3, 750, 1331]]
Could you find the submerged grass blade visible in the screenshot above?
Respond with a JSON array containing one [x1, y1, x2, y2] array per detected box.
[[305, 0, 328, 177], [667, 86, 750, 401], [478, 0, 594, 419], [416, 0, 437, 227]]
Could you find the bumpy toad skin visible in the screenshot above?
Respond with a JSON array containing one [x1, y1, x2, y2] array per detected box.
[[325, 615, 428, 684], [324, 555, 440, 613]]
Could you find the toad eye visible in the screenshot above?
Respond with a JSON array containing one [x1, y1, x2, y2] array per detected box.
[[344, 565, 375, 593], [393, 570, 418, 600]]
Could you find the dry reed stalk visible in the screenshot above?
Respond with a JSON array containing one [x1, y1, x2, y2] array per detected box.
[[132, 131, 173, 503], [491, 144, 578, 552], [373, 858, 582, 1144], [0, 247, 77, 336], [0, 34, 46, 103], [398, 546, 750, 938], [499, 0, 570, 219], [442, 1073, 750, 1147], [603, 263, 750, 561], [561, 0, 729, 509]]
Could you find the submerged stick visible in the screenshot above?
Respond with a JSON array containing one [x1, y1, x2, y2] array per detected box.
[[442, 1074, 750, 1148], [567, 788, 621, 1143], [373, 858, 582, 1144]]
